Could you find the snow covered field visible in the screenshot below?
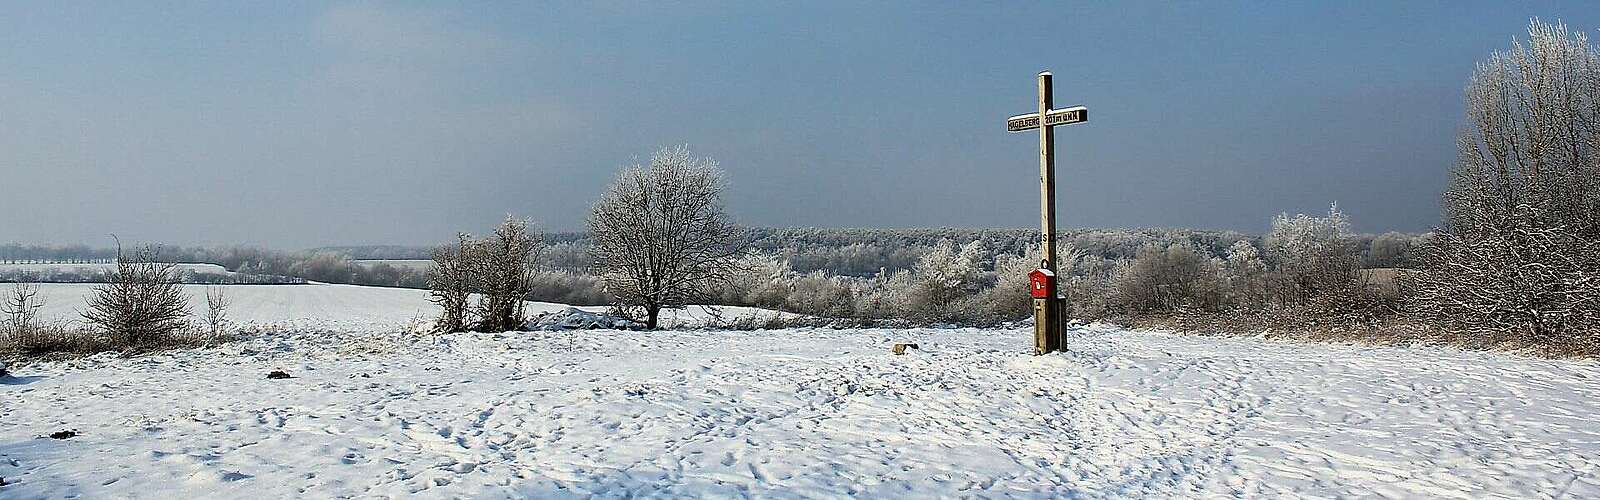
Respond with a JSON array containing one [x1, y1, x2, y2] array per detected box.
[[3, 285, 1599, 497], [25, 283, 770, 331], [0, 262, 235, 279]]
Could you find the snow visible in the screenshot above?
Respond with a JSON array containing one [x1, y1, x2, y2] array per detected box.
[[0, 263, 234, 278], [25, 283, 781, 331], [352, 259, 432, 270], [524, 307, 639, 331], [2, 285, 1599, 497]]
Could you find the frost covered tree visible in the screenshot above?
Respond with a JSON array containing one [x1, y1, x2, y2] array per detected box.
[[852, 268, 913, 320], [288, 251, 354, 283], [1222, 240, 1269, 307], [1412, 20, 1600, 349], [1265, 203, 1364, 305], [1363, 232, 1421, 268], [786, 271, 856, 318], [903, 240, 985, 322], [722, 253, 793, 309], [1113, 243, 1224, 313], [590, 146, 747, 329], [981, 245, 1045, 322]]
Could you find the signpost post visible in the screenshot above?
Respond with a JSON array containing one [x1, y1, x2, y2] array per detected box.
[[1006, 71, 1088, 355]]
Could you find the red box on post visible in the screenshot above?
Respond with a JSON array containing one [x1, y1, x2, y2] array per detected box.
[[1028, 268, 1055, 299]]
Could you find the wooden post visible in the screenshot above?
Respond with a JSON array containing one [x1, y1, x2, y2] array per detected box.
[[1005, 71, 1086, 355], [1036, 71, 1061, 355]]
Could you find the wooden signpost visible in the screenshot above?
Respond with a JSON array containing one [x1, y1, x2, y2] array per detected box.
[[1006, 71, 1088, 355], [1006, 106, 1087, 132]]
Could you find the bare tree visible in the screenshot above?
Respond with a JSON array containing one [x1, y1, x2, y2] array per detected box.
[[590, 145, 747, 329], [203, 286, 230, 337], [0, 281, 90, 355], [428, 233, 475, 333], [471, 217, 543, 332], [1411, 19, 1600, 350], [82, 242, 192, 347], [3, 282, 44, 337]]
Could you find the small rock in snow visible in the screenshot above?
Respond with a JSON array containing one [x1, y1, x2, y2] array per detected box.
[[218, 471, 252, 482], [266, 370, 292, 380], [47, 430, 77, 440]]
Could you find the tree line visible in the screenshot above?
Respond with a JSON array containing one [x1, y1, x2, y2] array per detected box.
[[1, 228, 1426, 288]]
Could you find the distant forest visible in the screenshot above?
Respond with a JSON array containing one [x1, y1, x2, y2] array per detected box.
[[2, 227, 1426, 291]]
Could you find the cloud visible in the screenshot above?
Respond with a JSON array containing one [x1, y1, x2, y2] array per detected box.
[[315, 3, 507, 63], [309, 3, 519, 95], [292, 3, 570, 150]]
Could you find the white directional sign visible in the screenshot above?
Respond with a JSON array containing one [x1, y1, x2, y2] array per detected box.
[[1006, 106, 1088, 132]]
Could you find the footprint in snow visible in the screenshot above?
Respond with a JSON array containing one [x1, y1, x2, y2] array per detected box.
[[186, 470, 252, 484]]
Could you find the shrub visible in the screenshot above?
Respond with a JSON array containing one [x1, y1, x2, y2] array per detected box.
[[785, 271, 856, 318], [852, 269, 912, 321], [973, 245, 1044, 323], [471, 217, 542, 332], [203, 286, 230, 337], [1112, 243, 1225, 314], [428, 234, 475, 333], [1363, 232, 1420, 269], [0, 321, 111, 357], [1265, 204, 1366, 307], [0, 283, 96, 356], [902, 240, 985, 322], [528, 270, 610, 306], [3, 282, 43, 336], [428, 218, 546, 333], [1222, 240, 1268, 308], [1412, 205, 1600, 351], [81, 245, 192, 347], [720, 253, 792, 309], [1060, 254, 1118, 320]]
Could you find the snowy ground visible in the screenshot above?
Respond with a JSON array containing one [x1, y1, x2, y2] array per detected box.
[[2, 286, 1598, 498], [0, 263, 237, 281], [0, 263, 230, 274], [25, 283, 775, 330]]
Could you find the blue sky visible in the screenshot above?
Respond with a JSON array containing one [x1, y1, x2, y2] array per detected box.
[[3, 1, 1598, 247]]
